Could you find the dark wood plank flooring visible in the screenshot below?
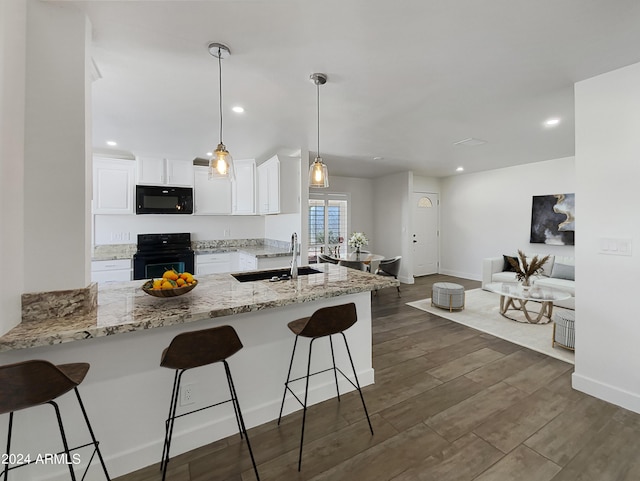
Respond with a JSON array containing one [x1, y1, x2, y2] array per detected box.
[[116, 275, 640, 481]]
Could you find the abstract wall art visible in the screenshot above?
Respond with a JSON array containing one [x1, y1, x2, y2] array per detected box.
[[530, 193, 575, 245]]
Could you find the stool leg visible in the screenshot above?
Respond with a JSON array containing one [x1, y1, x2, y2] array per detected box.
[[3, 412, 13, 481], [73, 388, 111, 480], [329, 335, 340, 401], [49, 400, 77, 481], [223, 361, 260, 481], [278, 335, 299, 425], [340, 332, 374, 435], [298, 337, 316, 471], [162, 369, 184, 481], [160, 370, 178, 473]]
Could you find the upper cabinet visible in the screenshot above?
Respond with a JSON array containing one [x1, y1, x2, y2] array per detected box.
[[193, 166, 231, 215], [92, 157, 135, 214], [137, 157, 193, 187], [258, 156, 280, 214], [232, 159, 256, 215]]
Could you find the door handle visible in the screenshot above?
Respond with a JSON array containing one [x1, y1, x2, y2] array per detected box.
[[413, 240, 417, 243]]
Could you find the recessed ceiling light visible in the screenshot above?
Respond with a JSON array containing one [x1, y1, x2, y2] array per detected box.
[[453, 137, 487, 146], [232, 106, 244, 113], [456, 167, 464, 172], [206, 152, 213, 157], [106, 140, 117, 146], [544, 118, 560, 127], [373, 156, 384, 161]]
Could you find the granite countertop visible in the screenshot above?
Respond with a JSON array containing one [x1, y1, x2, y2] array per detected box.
[[0, 264, 399, 352], [194, 245, 291, 258]]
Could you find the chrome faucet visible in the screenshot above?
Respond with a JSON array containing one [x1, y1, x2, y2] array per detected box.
[[290, 232, 298, 279]]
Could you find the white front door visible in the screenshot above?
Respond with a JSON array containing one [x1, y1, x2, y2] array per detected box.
[[412, 192, 438, 276]]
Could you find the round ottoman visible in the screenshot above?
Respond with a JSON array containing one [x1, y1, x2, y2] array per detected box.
[[431, 282, 465, 312], [553, 310, 575, 351]]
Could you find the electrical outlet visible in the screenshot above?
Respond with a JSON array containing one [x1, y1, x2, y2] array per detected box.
[[180, 383, 197, 406], [223, 229, 231, 237]]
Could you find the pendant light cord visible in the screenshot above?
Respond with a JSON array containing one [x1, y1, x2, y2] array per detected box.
[[316, 81, 320, 158], [218, 47, 223, 144]]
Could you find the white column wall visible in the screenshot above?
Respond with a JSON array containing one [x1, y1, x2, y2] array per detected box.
[[372, 171, 412, 283], [324, 175, 374, 250], [0, 0, 26, 334], [23, 1, 91, 292], [439, 157, 575, 280], [572, 61, 640, 412]]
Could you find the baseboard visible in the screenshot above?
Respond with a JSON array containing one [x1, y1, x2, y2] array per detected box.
[[439, 268, 481, 281], [572, 372, 640, 414]]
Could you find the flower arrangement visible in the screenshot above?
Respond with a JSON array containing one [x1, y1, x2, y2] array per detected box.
[[507, 250, 550, 286], [348, 232, 369, 250]]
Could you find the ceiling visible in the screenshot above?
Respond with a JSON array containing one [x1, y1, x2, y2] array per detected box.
[[73, 0, 640, 179]]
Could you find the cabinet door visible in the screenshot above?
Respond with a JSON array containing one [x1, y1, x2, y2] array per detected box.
[[136, 157, 165, 185], [166, 159, 194, 187], [193, 167, 231, 214], [232, 159, 256, 215], [93, 158, 135, 214], [257, 156, 280, 214], [258, 162, 270, 214]]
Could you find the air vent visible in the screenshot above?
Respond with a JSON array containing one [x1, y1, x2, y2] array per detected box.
[[453, 137, 487, 146]]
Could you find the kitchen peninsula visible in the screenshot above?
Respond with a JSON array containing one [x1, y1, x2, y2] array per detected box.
[[0, 264, 398, 480]]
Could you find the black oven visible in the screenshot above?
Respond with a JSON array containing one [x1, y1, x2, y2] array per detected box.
[[133, 233, 195, 280], [136, 185, 193, 215]]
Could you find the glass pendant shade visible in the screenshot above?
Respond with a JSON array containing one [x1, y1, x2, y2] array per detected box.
[[309, 156, 329, 188], [209, 142, 235, 180]]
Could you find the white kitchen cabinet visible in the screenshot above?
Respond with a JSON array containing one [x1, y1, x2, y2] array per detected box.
[[237, 252, 258, 271], [232, 159, 256, 215], [257, 256, 292, 270], [257, 155, 280, 214], [137, 157, 193, 186], [91, 259, 132, 283], [193, 166, 232, 215], [92, 157, 135, 214], [195, 252, 232, 275]]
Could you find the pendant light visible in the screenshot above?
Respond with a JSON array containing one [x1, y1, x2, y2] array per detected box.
[[309, 73, 329, 188], [208, 42, 235, 180]]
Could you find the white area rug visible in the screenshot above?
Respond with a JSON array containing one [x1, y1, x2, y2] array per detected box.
[[407, 288, 574, 364]]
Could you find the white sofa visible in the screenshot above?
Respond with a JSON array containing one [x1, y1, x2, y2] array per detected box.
[[482, 253, 575, 309]]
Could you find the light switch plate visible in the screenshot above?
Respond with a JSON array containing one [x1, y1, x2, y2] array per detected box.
[[599, 237, 633, 256]]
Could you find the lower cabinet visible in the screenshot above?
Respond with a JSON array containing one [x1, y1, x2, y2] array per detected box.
[[257, 256, 292, 270], [238, 252, 257, 271], [195, 253, 233, 275], [91, 259, 132, 283]]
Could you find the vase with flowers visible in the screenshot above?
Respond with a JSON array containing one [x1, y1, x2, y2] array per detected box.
[[507, 250, 550, 291], [348, 232, 368, 255]]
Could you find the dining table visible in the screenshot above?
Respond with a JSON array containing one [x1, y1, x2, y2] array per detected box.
[[339, 251, 386, 272]]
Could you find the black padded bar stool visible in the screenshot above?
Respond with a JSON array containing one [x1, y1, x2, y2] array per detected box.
[[0, 360, 110, 481], [159, 325, 260, 481], [277, 302, 373, 471]]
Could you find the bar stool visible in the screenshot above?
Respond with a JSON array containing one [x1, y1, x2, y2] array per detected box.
[[277, 302, 373, 471], [0, 359, 110, 481], [159, 325, 260, 481]]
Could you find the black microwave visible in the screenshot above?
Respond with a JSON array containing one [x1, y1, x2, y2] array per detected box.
[[136, 185, 193, 214]]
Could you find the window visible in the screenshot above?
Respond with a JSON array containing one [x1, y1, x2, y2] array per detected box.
[[308, 194, 348, 262]]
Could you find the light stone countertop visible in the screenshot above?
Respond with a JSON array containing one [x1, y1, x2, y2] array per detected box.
[[0, 264, 399, 352]]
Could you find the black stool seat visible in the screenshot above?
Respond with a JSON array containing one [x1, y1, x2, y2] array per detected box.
[[278, 302, 373, 471], [159, 325, 260, 481], [0, 360, 110, 481]]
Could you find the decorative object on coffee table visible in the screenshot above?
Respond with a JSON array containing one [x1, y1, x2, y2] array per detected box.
[[553, 310, 575, 350], [431, 282, 465, 312], [507, 250, 550, 289]]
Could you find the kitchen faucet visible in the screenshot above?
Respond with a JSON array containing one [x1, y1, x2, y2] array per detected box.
[[290, 232, 298, 279]]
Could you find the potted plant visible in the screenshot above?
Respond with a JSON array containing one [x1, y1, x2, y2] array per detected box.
[[507, 250, 550, 288], [348, 232, 368, 255]]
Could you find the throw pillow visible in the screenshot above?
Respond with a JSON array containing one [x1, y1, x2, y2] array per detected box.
[[502, 255, 518, 272], [551, 262, 575, 281]]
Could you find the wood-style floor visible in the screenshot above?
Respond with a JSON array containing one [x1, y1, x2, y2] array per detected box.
[[117, 275, 640, 481]]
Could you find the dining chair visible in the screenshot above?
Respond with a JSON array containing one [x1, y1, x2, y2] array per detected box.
[[318, 253, 339, 264], [375, 256, 402, 296]]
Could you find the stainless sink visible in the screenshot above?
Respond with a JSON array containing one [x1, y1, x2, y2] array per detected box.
[[232, 266, 321, 283]]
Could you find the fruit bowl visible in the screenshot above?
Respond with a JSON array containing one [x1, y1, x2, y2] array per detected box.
[[141, 279, 198, 298]]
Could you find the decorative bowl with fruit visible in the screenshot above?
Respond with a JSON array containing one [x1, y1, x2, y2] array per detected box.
[[141, 270, 197, 298]]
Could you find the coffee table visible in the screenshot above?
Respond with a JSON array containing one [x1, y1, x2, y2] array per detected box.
[[485, 282, 571, 324]]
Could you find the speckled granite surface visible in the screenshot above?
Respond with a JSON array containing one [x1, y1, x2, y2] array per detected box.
[[0, 264, 398, 352]]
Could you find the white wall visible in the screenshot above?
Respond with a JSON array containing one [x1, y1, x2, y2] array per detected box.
[[439, 157, 575, 280], [23, 1, 91, 292], [94, 215, 265, 245], [572, 61, 640, 413], [324, 175, 375, 250], [0, 0, 26, 334], [373, 171, 412, 282]]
